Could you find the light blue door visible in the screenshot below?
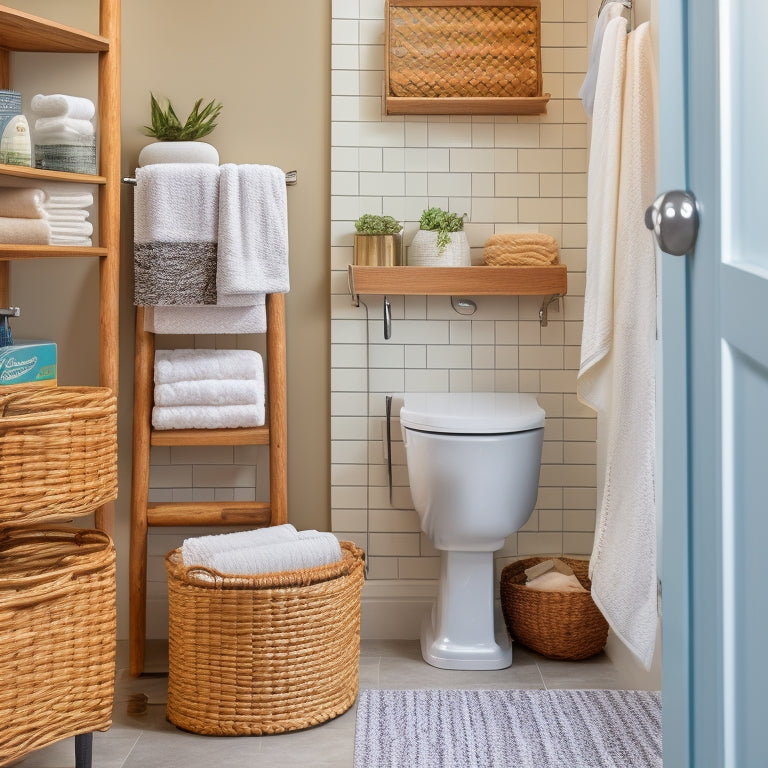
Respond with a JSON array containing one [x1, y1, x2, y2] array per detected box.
[[660, 1, 768, 766]]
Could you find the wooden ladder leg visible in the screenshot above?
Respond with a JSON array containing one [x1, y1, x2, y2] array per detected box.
[[267, 293, 288, 525], [74, 733, 93, 768], [129, 307, 154, 676]]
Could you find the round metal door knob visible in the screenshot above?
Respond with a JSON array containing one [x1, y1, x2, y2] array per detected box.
[[645, 190, 699, 256]]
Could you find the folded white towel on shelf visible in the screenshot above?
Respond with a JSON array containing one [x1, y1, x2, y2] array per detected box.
[[34, 116, 94, 136], [49, 234, 92, 246], [190, 532, 343, 575], [154, 377, 264, 407], [217, 163, 289, 298], [152, 403, 265, 430], [154, 348, 263, 384], [48, 220, 93, 237], [181, 523, 299, 567], [134, 163, 220, 306], [0, 217, 51, 244], [46, 209, 89, 223], [0, 188, 47, 219], [31, 93, 95, 121], [144, 303, 267, 335], [43, 192, 94, 209]]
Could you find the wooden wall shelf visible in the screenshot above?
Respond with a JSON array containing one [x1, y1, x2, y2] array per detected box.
[[0, 4, 109, 52], [348, 264, 567, 298]]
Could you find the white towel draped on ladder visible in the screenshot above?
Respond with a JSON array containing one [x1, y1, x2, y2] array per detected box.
[[578, 20, 659, 670]]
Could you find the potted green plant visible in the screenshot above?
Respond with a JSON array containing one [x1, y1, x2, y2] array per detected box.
[[138, 93, 223, 166], [408, 207, 470, 266], [353, 214, 403, 266]]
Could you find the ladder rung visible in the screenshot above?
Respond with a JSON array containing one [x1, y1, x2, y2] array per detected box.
[[147, 501, 271, 527], [150, 426, 270, 447]]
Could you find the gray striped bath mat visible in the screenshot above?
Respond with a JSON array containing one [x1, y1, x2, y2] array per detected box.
[[354, 688, 661, 768]]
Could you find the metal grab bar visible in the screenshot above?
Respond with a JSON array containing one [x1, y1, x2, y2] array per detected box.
[[122, 169, 297, 186]]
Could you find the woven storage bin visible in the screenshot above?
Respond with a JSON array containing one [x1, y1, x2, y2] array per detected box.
[[166, 541, 365, 736], [0, 385, 117, 525], [500, 557, 609, 660], [35, 139, 97, 175], [0, 527, 116, 766], [388, 1, 543, 99], [408, 229, 471, 267]]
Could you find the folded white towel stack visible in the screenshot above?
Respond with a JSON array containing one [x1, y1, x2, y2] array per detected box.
[[40, 183, 94, 246], [31, 93, 96, 121], [181, 524, 343, 576], [152, 348, 265, 430]]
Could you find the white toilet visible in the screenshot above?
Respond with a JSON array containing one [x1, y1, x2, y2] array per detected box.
[[400, 392, 545, 670]]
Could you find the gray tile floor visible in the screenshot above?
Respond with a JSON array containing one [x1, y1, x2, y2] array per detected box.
[[13, 638, 653, 768]]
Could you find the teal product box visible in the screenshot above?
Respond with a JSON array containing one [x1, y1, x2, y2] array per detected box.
[[0, 341, 57, 386]]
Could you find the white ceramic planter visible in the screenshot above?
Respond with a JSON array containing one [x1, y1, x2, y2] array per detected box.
[[138, 140, 219, 166], [407, 229, 471, 267]]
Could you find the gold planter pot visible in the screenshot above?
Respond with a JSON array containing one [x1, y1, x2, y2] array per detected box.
[[353, 234, 403, 266]]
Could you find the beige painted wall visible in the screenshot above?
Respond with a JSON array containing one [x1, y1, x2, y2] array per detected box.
[[8, 0, 331, 639]]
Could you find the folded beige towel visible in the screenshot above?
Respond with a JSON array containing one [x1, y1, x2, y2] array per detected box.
[[483, 233, 560, 266], [0, 217, 51, 244], [526, 571, 587, 593], [0, 188, 47, 219]]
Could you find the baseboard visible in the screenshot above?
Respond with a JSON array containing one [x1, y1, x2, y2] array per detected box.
[[361, 579, 437, 639]]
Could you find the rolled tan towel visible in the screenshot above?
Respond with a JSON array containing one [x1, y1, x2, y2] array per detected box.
[[483, 233, 560, 266]]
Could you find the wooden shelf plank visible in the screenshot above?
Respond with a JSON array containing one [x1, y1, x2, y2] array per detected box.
[[150, 426, 271, 447], [0, 163, 106, 184], [147, 501, 271, 527], [348, 264, 567, 296], [385, 95, 550, 116], [0, 245, 107, 259], [0, 5, 108, 52]]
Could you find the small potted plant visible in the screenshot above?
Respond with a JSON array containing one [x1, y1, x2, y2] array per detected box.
[[408, 207, 470, 266], [353, 214, 403, 266], [138, 93, 223, 166]]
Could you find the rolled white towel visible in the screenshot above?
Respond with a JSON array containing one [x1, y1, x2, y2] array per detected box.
[[200, 533, 343, 575], [154, 348, 263, 384], [154, 378, 263, 407], [0, 188, 47, 219], [35, 116, 94, 136], [151, 403, 265, 430], [182, 523, 298, 567], [31, 93, 95, 120]]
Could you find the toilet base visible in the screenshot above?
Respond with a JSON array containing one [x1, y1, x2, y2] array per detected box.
[[420, 550, 513, 671]]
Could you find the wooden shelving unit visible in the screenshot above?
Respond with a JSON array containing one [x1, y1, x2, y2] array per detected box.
[[0, 4, 120, 767], [348, 264, 568, 299]]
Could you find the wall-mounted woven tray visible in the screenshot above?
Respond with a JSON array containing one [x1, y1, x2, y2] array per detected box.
[[385, 0, 550, 115], [165, 541, 365, 735], [0, 527, 116, 766], [0, 385, 117, 525]]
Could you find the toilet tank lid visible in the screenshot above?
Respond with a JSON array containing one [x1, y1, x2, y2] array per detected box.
[[399, 392, 545, 434]]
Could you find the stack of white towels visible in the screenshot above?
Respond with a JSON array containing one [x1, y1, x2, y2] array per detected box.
[[181, 524, 343, 576], [153, 348, 265, 430], [0, 184, 93, 246], [31, 93, 97, 175]]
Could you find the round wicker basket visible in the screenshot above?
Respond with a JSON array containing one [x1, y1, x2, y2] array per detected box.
[[0, 385, 118, 524], [500, 556, 609, 660], [408, 229, 470, 267], [165, 541, 365, 735]]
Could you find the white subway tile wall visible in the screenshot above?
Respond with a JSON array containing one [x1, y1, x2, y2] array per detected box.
[[330, 0, 596, 580]]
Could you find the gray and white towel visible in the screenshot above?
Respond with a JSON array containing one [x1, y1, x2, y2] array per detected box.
[[144, 302, 267, 335], [133, 163, 220, 306]]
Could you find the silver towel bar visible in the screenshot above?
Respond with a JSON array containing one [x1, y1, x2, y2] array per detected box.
[[598, 0, 631, 17], [122, 169, 298, 186]]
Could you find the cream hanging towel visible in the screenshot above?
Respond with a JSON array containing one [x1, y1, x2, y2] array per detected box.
[[578, 20, 659, 670]]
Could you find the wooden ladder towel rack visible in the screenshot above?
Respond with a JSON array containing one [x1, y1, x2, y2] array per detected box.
[[128, 293, 288, 677]]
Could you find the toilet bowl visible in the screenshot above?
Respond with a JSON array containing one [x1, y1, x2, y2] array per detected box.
[[400, 392, 544, 670]]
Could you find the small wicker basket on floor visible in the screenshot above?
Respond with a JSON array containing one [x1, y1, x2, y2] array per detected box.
[[500, 557, 609, 660], [0, 527, 116, 766], [0, 385, 117, 525], [166, 541, 365, 736]]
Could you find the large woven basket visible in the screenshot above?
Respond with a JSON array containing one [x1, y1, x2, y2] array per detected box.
[[0, 386, 117, 525], [500, 557, 609, 660], [0, 527, 116, 766], [166, 541, 365, 735], [388, 1, 543, 99]]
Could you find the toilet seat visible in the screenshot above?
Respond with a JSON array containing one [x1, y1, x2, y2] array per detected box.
[[400, 392, 544, 434]]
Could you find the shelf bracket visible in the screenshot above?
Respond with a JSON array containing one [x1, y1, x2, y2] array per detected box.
[[539, 294, 562, 327]]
